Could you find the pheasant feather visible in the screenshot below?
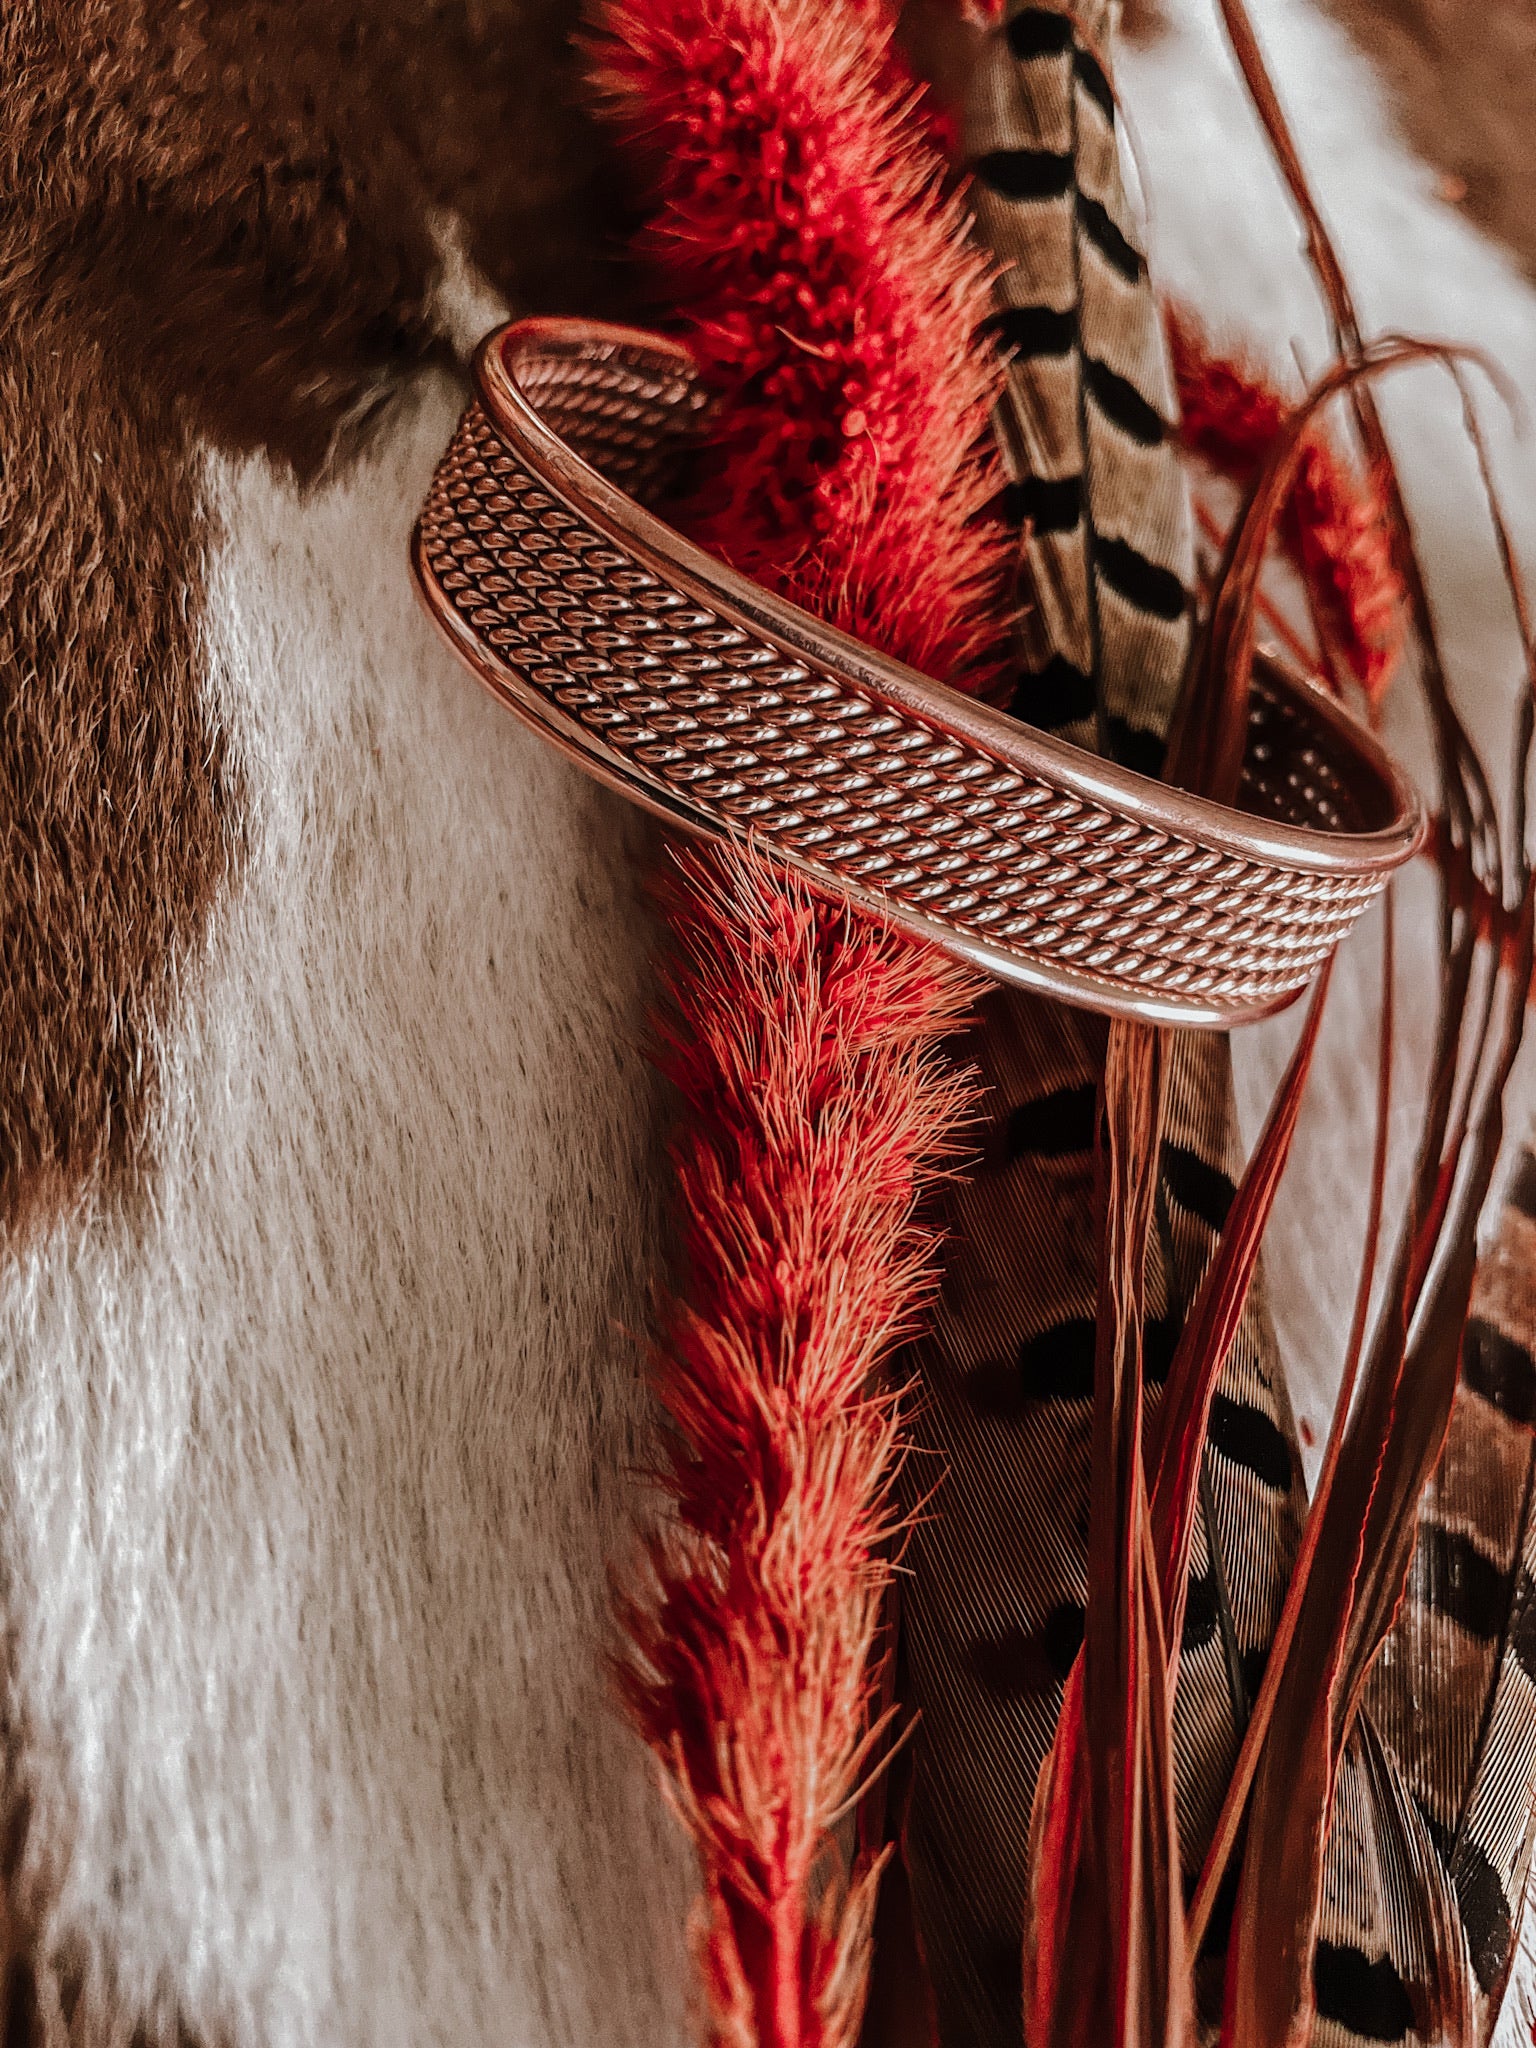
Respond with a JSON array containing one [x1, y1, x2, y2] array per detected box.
[[967, 0, 1193, 761], [897, 7, 1307, 2041]]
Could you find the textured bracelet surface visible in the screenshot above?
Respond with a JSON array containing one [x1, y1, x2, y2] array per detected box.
[[411, 318, 1424, 1028]]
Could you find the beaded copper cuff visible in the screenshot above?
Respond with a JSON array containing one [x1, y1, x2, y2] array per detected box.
[[411, 319, 1424, 1028]]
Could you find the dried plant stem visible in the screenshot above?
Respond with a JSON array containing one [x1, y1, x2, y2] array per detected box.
[[1187, 898, 1392, 1952], [1167, 338, 1467, 805], [1024, 1021, 1189, 2048], [1204, 8, 1536, 2040], [591, 1, 1008, 2039], [624, 850, 978, 2048], [1193, 496, 1320, 675]]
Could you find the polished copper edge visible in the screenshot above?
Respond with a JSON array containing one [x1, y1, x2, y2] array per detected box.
[[410, 317, 1425, 1029]]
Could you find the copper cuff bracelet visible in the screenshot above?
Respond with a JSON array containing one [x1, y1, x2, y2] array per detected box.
[[411, 318, 1425, 1029]]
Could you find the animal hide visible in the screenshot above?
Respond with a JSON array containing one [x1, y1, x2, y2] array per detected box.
[[0, 8, 692, 2043], [4, 1, 1536, 2045]]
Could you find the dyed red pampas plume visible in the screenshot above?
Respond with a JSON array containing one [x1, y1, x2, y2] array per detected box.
[[588, 0, 1009, 2040], [588, 0, 1011, 693], [620, 852, 976, 2048], [1167, 306, 1405, 702]]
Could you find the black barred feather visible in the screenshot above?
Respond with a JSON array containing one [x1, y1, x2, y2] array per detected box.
[[899, 1009, 1308, 2043], [1350, 1147, 1536, 2041], [905, 12, 1536, 2047], [898, 7, 1305, 2039], [965, 0, 1193, 760], [1312, 1717, 1472, 2048]]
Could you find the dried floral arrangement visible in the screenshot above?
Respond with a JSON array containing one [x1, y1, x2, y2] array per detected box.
[[418, 0, 1536, 2041]]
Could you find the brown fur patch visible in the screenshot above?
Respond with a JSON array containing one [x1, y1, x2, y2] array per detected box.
[[0, 331, 236, 1246], [1118, 0, 1167, 44], [1321, 0, 1536, 280], [2, 7, 632, 2029], [1, 0, 632, 1242]]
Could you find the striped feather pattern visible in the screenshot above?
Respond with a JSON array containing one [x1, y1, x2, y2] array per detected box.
[[899, 12, 1304, 2038], [1311, 1717, 1470, 2048], [966, 0, 1193, 764], [1340, 1146, 1536, 2042], [900, 1014, 1306, 2042], [907, 10, 1536, 2042]]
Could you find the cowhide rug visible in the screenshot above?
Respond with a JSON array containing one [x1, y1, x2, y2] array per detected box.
[[3, 1, 1534, 2043]]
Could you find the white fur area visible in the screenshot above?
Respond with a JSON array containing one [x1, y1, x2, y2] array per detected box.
[[0, 362, 693, 2046]]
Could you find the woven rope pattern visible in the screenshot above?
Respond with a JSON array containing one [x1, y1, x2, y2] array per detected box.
[[416, 346, 1391, 1010]]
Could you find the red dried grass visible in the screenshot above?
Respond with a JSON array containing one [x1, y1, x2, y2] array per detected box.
[[1167, 306, 1405, 702], [621, 856, 975, 2048], [589, 0, 1011, 694], [589, 2, 1008, 2041]]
